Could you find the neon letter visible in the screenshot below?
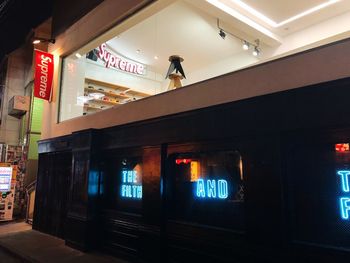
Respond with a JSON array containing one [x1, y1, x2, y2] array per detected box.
[[122, 171, 127, 183], [196, 179, 206, 198], [218, 180, 228, 199], [338, 170, 350, 192], [340, 197, 350, 219], [121, 185, 127, 197], [137, 186, 142, 199], [207, 180, 216, 198], [133, 171, 137, 183]]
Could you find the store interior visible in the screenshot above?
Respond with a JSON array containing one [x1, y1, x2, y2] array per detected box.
[[59, 0, 260, 121], [59, 0, 350, 121]]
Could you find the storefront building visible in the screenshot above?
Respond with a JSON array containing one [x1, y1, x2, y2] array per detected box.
[[33, 0, 350, 262]]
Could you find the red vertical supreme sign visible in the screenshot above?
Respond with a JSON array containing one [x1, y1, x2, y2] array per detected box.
[[34, 50, 54, 101]]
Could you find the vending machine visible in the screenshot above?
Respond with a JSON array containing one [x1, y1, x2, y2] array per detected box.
[[0, 163, 15, 221]]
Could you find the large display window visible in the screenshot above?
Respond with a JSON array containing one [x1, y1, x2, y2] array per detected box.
[[103, 154, 143, 214], [167, 150, 244, 231], [58, 0, 260, 122], [287, 141, 350, 249]]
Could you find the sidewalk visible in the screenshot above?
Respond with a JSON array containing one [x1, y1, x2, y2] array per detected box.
[[0, 221, 130, 263]]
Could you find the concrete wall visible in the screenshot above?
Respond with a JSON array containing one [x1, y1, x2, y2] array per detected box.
[[43, 0, 350, 139], [0, 48, 31, 145]]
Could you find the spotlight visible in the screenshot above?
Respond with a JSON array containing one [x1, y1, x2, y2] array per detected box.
[[32, 37, 55, 45], [219, 29, 226, 39], [252, 47, 260, 56], [242, 40, 249, 50]]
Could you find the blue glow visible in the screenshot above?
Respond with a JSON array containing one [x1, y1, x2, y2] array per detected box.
[[195, 179, 228, 199], [340, 197, 350, 220], [196, 179, 206, 198], [338, 170, 350, 192], [207, 180, 216, 198], [218, 180, 228, 199], [121, 170, 142, 199]]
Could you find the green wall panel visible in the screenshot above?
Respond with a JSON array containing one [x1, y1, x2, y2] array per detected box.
[[30, 97, 43, 132]]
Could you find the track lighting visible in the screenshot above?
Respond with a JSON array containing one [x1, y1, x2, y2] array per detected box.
[[242, 40, 249, 50], [219, 29, 226, 39], [217, 18, 261, 57], [252, 47, 260, 56]]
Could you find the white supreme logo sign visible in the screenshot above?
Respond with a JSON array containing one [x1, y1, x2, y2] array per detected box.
[[97, 43, 145, 75]]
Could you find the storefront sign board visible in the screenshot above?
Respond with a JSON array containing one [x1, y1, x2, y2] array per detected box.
[[34, 50, 54, 101]]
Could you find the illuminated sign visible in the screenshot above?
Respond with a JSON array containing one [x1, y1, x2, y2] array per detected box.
[[98, 43, 145, 75], [34, 50, 54, 101], [338, 170, 350, 220], [195, 179, 228, 199], [0, 166, 13, 192], [335, 143, 350, 153], [175, 159, 192, 165], [121, 170, 142, 199]]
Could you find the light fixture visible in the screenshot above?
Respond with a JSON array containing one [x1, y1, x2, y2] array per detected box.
[[230, 0, 340, 28], [217, 19, 261, 57], [242, 40, 249, 50], [136, 49, 141, 53], [75, 53, 82, 58], [219, 29, 226, 39], [32, 37, 55, 45], [154, 55, 159, 60], [252, 47, 260, 56]]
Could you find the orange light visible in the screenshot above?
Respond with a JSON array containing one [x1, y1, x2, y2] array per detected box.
[[336, 143, 350, 153], [190, 161, 200, 182]]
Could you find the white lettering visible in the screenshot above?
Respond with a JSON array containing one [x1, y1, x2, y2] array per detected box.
[[97, 43, 145, 75], [37, 54, 52, 98]]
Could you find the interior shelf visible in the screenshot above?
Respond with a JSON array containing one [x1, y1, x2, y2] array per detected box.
[[85, 78, 130, 91], [84, 87, 129, 99], [83, 77, 151, 115]]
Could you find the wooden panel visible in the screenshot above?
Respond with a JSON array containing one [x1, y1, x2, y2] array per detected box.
[[33, 151, 72, 239]]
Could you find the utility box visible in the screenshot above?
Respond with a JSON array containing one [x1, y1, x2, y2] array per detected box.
[[8, 96, 30, 118]]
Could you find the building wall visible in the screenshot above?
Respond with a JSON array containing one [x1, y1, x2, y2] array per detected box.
[[43, 0, 350, 140], [0, 48, 31, 145]]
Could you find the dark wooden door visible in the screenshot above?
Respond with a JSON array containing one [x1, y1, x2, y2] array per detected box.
[[33, 151, 72, 238]]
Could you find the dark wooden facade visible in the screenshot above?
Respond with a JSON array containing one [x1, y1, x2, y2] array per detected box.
[[33, 77, 350, 262]]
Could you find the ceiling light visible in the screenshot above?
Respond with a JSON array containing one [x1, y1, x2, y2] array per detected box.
[[230, 0, 340, 28], [252, 47, 260, 56], [207, 0, 281, 43], [154, 55, 159, 60], [32, 37, 55, 45], [242, 40, 249, 50], [75, 53, 82, 58], [136, 49, 141, 53], [219, 29, 226, 39]]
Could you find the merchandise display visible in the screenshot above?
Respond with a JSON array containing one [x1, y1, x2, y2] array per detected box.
[[83, 78, 150, 115]]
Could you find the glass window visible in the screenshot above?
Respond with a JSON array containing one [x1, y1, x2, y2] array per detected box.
[[103, 155, 143, 214], [58, 0, 261, 122], [287, 142, 350, 248], [167, 150, 244, 231]]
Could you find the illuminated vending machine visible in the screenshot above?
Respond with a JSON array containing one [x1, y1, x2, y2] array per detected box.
[[0, 164, 15, 221]]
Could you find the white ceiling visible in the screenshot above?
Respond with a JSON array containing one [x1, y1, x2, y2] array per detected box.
[[105, 0, 350, 77], [107, 0, 250, 75]]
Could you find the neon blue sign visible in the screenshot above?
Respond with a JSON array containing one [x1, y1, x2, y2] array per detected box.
[[338, 170, 350, 192], [196, 179, 228, 199], [121, 170, 142, 199], [338, 170, 350, 220]]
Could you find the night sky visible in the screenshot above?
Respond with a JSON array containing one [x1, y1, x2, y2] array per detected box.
[[0, 0, 52, 62]]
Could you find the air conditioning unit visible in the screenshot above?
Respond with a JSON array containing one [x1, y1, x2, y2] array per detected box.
[[8, 96, 30, 118]]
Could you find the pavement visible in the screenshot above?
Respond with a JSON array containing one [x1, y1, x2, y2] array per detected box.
[[0, 221, 130, 263]]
